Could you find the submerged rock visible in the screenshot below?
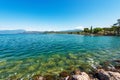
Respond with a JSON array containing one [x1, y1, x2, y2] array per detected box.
[[113, 59, 120, 63], [32, 74, 44, 80], [44, 75, 56, 80], [59, 71, 74, 80], [68, 53, 77, 60], [72, 69, 91, 80]]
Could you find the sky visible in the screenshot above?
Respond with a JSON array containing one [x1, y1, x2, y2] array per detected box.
[[0, 0, 120, 31]]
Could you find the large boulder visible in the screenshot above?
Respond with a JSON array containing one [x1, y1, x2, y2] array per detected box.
[[95, 69, 120, 80]]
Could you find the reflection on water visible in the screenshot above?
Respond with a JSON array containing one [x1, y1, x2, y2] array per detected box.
[[0, 34, 120, 79]]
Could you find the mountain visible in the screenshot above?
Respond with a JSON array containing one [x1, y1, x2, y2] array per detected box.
[[0, 29, 26, 34], [60, 29, 83, 32], [23, 31, 44, 34], [0, 29, 83, 34]]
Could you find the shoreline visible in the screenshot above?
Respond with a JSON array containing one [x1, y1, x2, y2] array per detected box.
[[32, 59, 120, 80], [7, 59, 120, 80]]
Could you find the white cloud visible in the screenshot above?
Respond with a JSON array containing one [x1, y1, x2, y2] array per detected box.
[[75, 26, 84, 30]]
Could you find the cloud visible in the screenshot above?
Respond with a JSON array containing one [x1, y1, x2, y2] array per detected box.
[[75, 26, 84, 30]]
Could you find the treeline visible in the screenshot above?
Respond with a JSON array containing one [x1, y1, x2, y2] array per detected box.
[[44, 19, 120, 36], [44, 26, 120, 36], [83, 26, 120, 36], [82, 19, 120, 36]]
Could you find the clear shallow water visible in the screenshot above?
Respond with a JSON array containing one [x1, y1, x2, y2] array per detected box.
[[0, 34, 120, 79]]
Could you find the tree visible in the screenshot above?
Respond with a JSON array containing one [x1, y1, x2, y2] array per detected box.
[[111, 26, 117, 35], [90, 26, 93, 33], [84, 28, 89, 33], [111, 26, 120, 35], [93, 28, 103, 34]]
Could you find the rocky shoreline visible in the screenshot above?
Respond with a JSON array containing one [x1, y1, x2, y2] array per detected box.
[[31, 60, 120, 80]]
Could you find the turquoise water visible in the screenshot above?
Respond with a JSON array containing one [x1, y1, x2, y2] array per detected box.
[[0, 34, 120, 79]]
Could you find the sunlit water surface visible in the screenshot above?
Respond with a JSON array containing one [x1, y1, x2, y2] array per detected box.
[[0, 34, 120, 79]]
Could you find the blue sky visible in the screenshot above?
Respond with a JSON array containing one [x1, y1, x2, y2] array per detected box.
[[0, 0, 120, 31]]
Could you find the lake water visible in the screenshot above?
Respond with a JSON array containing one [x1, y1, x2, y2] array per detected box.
[[0, 34, 120, 79]]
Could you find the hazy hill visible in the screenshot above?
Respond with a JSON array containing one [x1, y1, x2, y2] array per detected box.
[[0, 29, 26, 34], [60, 29, 82, 32]]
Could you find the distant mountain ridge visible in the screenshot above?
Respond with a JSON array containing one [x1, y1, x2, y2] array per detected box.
[[0, 29, 83, 34], [0, 29, 26, 34], [60, 29, 82, 32]]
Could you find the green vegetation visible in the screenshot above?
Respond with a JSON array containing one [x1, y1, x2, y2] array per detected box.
[[44, 19, 120, 36], [93, 28, 103, 34], [82, 19, 120, 36], [84, 28, 89, 33], [82, 26, 120, 36]]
